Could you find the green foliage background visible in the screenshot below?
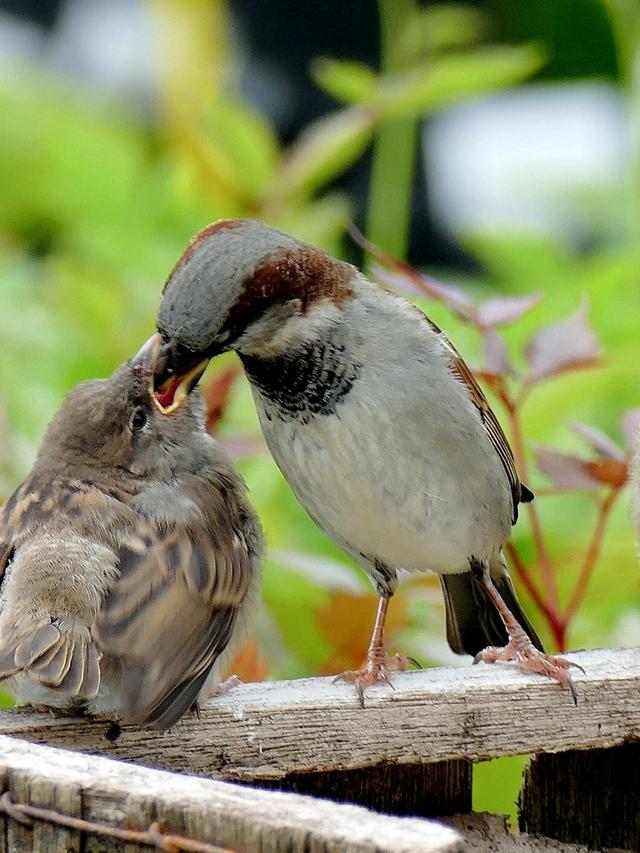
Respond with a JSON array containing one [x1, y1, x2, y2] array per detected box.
[[0, 0, 638, 820]]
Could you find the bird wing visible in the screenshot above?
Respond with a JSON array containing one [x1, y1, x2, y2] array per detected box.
[[0, 497, 15, 583], [424, 315, 532, 523], [94, 476, 256, 730], [0, 478, 108, 698]]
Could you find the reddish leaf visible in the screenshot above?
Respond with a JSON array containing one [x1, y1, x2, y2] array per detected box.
[[482, 328, 513, 377], [535, 447, 601, 491], [316, 590, 408, 675], [584, 459, 629, 489], [570, 421, 624, 461], [622, 409, 640, 450], [524, 300, 600, 382], [371, 265, 426, 298], [476, 292, 541, 329], [373, 266, 476, 320], [349, 225, 477, 319], [202, 364, 241, 433], [352, 226, 542, 335], [225, 640, 269, 683]]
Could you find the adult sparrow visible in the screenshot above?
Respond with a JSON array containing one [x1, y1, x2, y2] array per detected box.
[[0, 340, 262, 728], [152, 219, 578, 702]]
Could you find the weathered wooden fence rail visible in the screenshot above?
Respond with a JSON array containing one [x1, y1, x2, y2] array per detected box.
[[0, 647, 637, 851], [0, 736, 462, 852]]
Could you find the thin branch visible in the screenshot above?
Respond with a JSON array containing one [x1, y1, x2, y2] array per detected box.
[[503, 391, 561, 618], [366, 0, 419, 261], [563, 487, 622, 625], [504, 541, 554, 625], [0, 792, 232, 853]]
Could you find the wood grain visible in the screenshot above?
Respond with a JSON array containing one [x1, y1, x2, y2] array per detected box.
[[445, 813, 603, 852], [259, 760, 472, 817], [519, 743, 640, 850], [0, 648, 637, 782], [0, 736, 463, 853]]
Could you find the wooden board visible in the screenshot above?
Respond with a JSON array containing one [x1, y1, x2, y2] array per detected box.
[[0, 648, 636, 782], [519, 743, 640, 850], [0, 735, 463, 853]]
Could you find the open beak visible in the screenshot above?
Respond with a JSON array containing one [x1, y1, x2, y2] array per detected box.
[[132, 334, 210, 415]]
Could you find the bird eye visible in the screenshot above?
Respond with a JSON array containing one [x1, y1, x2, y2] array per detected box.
[[129, 406, 149, 433]]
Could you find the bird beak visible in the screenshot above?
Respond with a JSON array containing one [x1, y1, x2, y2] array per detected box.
[[132, 334, 210, 415]]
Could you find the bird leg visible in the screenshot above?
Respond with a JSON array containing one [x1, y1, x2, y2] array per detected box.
[[472, 562, 583, 704], [334, 596, 417, 707]]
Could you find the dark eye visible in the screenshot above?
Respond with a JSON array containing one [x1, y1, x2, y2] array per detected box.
[[129, 406, 149, 433]]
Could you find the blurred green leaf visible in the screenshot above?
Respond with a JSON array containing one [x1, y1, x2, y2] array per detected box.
[[0, 69, 166, 278], [474, 756, 529, 825], [262, 562, 333, 675], [311, 58, 378, 104], [398, 5, 486, 59], [375, 44, 545, 119], [201, 97, 280, 198], [273, 191, 354, 254], [0, 689, 13, 709], [269, 108, 375, 200]]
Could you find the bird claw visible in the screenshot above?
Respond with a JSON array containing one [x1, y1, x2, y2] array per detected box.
[[334, 653, 418, 708], [195, 675, 243, 715], [208, 674, 243, 697], [474, 638, 582, 705]]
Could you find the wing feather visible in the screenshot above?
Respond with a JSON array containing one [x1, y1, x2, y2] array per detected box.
[[94, 477, 256, 729], [425, 315, 532, 522]]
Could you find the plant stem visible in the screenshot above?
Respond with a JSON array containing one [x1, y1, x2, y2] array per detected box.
[[563, 487, 621, 626], [504, 542, 555, 627], [503, 395, 560, 619], [604, 0, 640, 244], [366, 0, 419, 261]]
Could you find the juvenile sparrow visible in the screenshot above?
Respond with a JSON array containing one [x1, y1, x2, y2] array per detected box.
[[0, 341, 262, 728], [153, 219, 578, 701]]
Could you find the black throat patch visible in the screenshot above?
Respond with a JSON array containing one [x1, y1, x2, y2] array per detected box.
[[240, 340, 362, 422]]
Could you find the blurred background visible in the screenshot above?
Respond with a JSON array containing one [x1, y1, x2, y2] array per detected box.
[[1, 0, 638, 819]]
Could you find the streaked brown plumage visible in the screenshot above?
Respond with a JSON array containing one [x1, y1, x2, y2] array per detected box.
[[0, 351, 262, 729]]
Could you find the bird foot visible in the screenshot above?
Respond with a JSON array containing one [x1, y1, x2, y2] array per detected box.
[[209, 674, 243, 697], [334, 653, 418, 708], [474, 634, 584, 705], [191, 675, 243, 718]]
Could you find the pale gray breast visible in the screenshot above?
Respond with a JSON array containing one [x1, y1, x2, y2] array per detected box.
[[245, 297, 513, 572]]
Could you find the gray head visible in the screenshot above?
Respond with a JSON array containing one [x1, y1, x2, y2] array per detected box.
[[157, 219, 357, 377], [34, 352, 209, 487]]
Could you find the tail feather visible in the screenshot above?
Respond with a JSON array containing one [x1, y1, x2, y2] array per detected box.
[[0, 648, 19, 679], [441, 556, 543, 657], [80, 645, 101, 699], [14, 624, 60, 669], [0, 623, 100, 700]]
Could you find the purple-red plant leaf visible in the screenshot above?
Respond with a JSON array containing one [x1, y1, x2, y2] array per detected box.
[[482, 328, 513, 377], [373, 265, 476, 320], [476, 292, 541, 329], [570, 421, 624, 461], [622, 409, 640, 450], [524, 300, 600, 382], [535, 447, 601, 491], [371, 264, 426, 298], [202, 364, 241, 434], [349, 225, 478, 320]]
